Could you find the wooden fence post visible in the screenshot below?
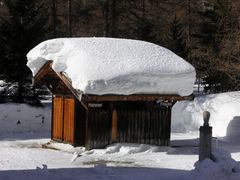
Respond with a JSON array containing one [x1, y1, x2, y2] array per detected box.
[[199, 111, 212, 161]]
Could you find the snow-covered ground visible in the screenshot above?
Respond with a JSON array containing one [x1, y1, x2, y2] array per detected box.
[[0, 102, 51, 134], [1, 92, 240, 179]]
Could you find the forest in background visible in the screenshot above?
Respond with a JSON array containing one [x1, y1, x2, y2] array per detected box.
[[0, 0, 240, 105]]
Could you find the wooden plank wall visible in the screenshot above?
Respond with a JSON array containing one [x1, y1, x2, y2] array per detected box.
[[74, 99, 87, 146], [87, 101, 172, 149], [52, 96, 63, 141], [63, 97, 75, 143], [117, 107, 171, 145], [87, 104, 111, 149], [52, 96, 76, 145]]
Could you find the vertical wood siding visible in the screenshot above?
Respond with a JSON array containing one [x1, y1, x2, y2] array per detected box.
[[52, 96, 77, 144], [86, 101, 172, 149], [87, 103, 111, 149], [52, 96, 63, 141], [116, 103, 171, 146], [63, 97, 75, 144], [111, 109, 118, 142], [74, 100, 87, 146]]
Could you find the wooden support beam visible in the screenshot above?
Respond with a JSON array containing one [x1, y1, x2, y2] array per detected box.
[[34, 60, 53, 83], [56, 72, 88, 110], [111, 109, 118, 142], [82, 94, 194, 102]]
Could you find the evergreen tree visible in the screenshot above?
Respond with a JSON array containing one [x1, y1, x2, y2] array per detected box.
[[166, 15, 188, 59], [0, 0, 49, 105], [194, 0, 239, 93], [134, 16, 155, 42], [127, 1, 156, 43]]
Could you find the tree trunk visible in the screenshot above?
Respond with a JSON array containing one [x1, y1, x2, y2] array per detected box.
[[68, 0, 72, 37], [51, 0, 57, 37], [104, 0, 110, 37], [111, 0, 117, 37], [188, 0, 192, 62]]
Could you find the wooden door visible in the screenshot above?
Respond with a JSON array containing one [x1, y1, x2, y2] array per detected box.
[[63, 97, 75, 143], [52, 96, 63, 141]]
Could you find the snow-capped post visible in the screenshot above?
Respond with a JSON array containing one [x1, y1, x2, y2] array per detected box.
[[199, 111, 212, 161]]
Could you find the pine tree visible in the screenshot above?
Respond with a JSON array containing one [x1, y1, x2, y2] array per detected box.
[[195, 0, 240, 93], [166, 15, 188, 59], [0, 0, 49, 105]]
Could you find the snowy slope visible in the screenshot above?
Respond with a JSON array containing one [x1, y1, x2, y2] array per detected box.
[[172, 91, 240, 137], [27, 38, 196, 96]]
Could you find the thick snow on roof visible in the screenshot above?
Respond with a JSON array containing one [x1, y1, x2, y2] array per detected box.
[[27, 38, 196, 96]]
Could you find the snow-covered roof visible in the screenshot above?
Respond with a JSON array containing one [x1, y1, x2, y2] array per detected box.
[[26, 38, 196, 96]]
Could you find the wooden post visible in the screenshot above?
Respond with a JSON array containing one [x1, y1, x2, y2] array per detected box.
[[111, 109, 118, 142], [85, 103, 91, 150], [199, 111, 212, 161]]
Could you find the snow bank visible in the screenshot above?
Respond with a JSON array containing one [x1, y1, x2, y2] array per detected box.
[[172, 91, 240, 137], [0, 103, 51, 134], [191, 148, 240, 180], [27, 38, 195, 96], [105, 143, 163, 154]]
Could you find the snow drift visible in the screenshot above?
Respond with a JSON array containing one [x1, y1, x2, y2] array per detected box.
[[27, 38, 195, 96], [191, 148, 240, 180], [172, 91, 240, 137]]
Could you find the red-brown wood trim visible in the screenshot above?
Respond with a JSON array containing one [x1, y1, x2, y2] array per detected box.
[[82, 94, 194, 102], [61, 96, 65, 141], [34, 60, 53, 83], [56, 72, 88, 110], [73, 98, 76, 146], [51, 94, 54, 140], [33, 61, 88, 111]]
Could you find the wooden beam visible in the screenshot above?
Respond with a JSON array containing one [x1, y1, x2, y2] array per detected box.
[[111, 109, 118, 143], [34, 60, 53, 83], [82, 94, 194, 102], [56, 72, 88, 110], [33, 60, 88, 110]]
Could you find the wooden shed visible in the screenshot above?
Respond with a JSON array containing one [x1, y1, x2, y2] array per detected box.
[[35, 61, 193, 149]]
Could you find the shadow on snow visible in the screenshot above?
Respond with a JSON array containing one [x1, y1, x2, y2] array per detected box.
[[0, 164, 190, 180]]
